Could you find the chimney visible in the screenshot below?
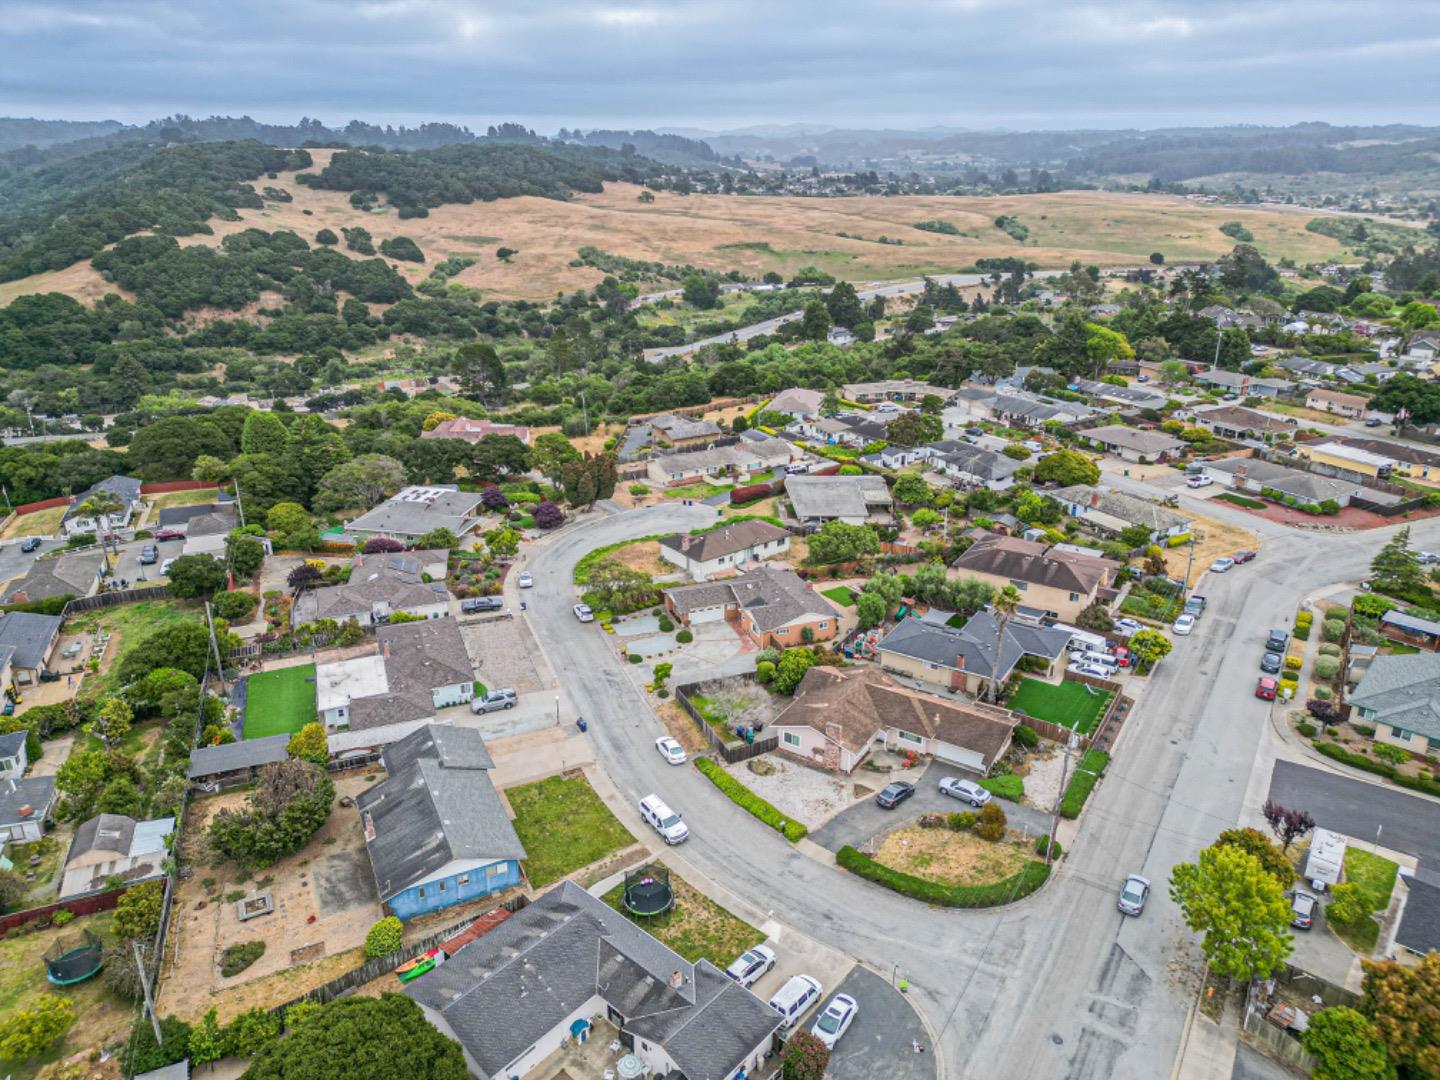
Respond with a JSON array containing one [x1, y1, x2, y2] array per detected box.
[[18, 804, 33, 818], [669, 970, 684, 989], [1089, 491, 1100, 510], [955, 655, 964, 671], [382, 640, 391, 658], [824, 721, 844, 745]]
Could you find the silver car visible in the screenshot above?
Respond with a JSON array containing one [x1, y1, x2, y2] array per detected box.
[[471, 688, 517, 713], [1118, 874, 1150, 916], [573, 603, 594, 622], [939, 777, 992, 807]]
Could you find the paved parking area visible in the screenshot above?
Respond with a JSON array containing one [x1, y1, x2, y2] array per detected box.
[[823, 966, 937, 1080], [461, 617, 550, 693]]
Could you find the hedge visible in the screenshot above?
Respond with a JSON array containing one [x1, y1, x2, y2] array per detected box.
[[1058, 750, 1110, 819], [836, 845, 1050, 907], [980, 775, 1024, 801], [1306, 740, 1440, 797], [694, 758, 806, 842]]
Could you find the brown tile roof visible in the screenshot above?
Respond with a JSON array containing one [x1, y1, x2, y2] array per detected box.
[[951, 535, 1115, 595], [658, 521, 789, 564]]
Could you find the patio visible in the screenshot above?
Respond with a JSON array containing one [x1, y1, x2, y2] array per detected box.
[[529, 1018, 631, 1080]]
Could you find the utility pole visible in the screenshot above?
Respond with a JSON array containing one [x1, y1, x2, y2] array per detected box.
[[1046, 733, 1077, 867], [133, 941, 163, 1043], [205, 601, 226, 696], [1180, 530, 1198, 606], [578, 390, 589, 437], [232, 481, 246, 529]]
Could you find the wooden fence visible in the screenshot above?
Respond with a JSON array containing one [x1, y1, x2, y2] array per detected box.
[[12, 494, 71, 516], [140, 480, 215, 495], [62, 584, 172, 616], [675, 677, 780, 764], [0, 878, 143, 934]]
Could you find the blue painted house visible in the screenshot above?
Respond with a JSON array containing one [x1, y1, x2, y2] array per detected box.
[[356, 725, 526, 921]]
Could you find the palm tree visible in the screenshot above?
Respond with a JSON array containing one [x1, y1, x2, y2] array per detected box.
[[987, 584, 1023, 704], [76, 491, 125, 571]]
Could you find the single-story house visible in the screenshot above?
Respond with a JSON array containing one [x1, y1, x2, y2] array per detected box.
[[356, 724, 524, 920], [155, 497, 236, 533], [405, 880, 782, 1080], [950, 534, 1118, 623], [1274, 355, 1338, 379], [876, 611, 1073, 696], [0, 611, 62, 685], [61, 475, 143, 537], [1393, 868, 1440, 961], [766, 387, 825, 419], [650, 412, 722, 449], [790, 413, 889, 448], [0, 730, 27, 780], [1200, 458, 1366, 508], [0, 775, 56, 843], [2, 551, 105, 605], [658, 520, 791, 581], [1292, 441, 1397, 482], [1379, 609, 1440, 652], [1405, 332, 1440, 361], [919, 441, 1023, 490], [1311, 436, 1440, 480], [421, 417, 532, 446], [186, 734, 291, 788], [1185, 404, 1296, 442], [664, 566, 838, 648], [60, 812, 174, 898], [1072, 379, 1168, 411], [827, 326, 857, 347], [1080, 425, 1186, 463], [784, 474, 893, 526], [291, 552, 452, 627], [1349, 652, 1440, 754], [842, 379, 955, 404], [346, 485, 485, 544], [1306, 388, 1369, 419], [317, 618, 477, 754], [646, 438, 793, 486], [772, 665, 1017, 774], [1194, 369, 1293, 398], [1049, 485, 1193, 542]]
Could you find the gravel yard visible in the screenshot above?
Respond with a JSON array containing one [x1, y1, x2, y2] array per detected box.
[[721, 753, 867, 829], [1017, 745, 1068, 813]]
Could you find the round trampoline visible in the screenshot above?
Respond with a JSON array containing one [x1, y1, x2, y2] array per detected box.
[[621, 865, 674, 918], [45, 929, 103, 986]]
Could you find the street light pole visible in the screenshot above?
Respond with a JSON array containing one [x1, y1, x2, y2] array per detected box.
[[555, 694, 560, 726]]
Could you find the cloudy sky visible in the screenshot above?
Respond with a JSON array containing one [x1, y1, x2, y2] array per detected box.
[[2, 0, 1437, 132]]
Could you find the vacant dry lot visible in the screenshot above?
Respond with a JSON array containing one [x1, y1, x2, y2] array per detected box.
[[876, 827, 1032, 888]]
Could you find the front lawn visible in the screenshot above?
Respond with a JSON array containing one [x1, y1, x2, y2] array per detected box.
[[506, 774, 635, 887], [664, 482, 733, 501], [602, 871, 763, 967], [243, 663, 318, 739], [1007, 678, 1113, 735], [1332, 848, 1399, 953], [821, 586, 857, 607], [875, 827, 1031, 887]]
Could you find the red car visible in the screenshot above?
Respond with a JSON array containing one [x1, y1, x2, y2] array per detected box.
[[152, 528, 185, 541], [1233, 550, 1257, 564], [1255, 677, 1278, 701]]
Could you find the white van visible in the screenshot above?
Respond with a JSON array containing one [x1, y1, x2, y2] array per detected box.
[[639, 794, 689, 845], [1064, 628, 1109, 655], [768, 974, 823, 1029], [1077, 650, 1119, 672]]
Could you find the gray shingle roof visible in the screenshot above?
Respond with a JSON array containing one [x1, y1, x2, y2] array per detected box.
[[66, 813, 137, 863], [0, 730, 25, 760], [3, 552, 105, 603], [1350, 652, 1440, 741], [336, 619, 475, 734], [406, 881, 780, 1080], [381, 724, 494, 774], [0, 612, 61, 669], [877, 611, 1072, 682], [347, 486, 484, 538], [784, 474, 892, 521], [651, 413, 722, 441], [928, 443, 1022, 483], [1051, 485, 1193, 534], [356, 726, 523, 902], [186, 734, 290, 779], [659, 521, 789, 564], [0, 774, 55, 826], [1396, 868, 1440, 955], [1083, 425, 1186, 456], [62, 475, 141, 524], [1202, 458, 1366, 505], [665, 567, 834, 632], [951, 535, 1115, 595], [156, 497, 235, 528]]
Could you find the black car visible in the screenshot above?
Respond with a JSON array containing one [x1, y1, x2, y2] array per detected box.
[[1260, 652, 1283, 674], [875, 781, 915, 809], [19, 538, 40, 553], [460, 596, 504, 613]]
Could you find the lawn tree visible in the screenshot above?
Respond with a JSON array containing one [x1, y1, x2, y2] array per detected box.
[[484, 526, 521, 558], [84, 695, 132, 750], [531, 431, 583, 482], [1143, 545, 1168, 577], [781, 1028, 831, 1080], [208, 760, 335, 869], [855, 591, 887, 630], [695, 679, 772, 731], [266, 502, 321, 550], [454, 341, 508, 405], [0, 995, 75, 1061], [313, 454, 407, 514], [987, 584, 1023, 703], [1370, 526, 1423, 592], [1158, 358, 1189, 385], [1360, 952, 1440, 1075], [820, 390, 843, 416], [799, 298, 831, 341], [772, 648, 820, 694], [495, 246, 516, 262], [1211, 828, 1294, 886], [1084, 322, 1135, 378], [1301, 1006, 1392, 1080], [1076, 601, 1115, 632], [229, 1008, 282, 1059], [1119, 523, 1154, 551], [861, 571, 906, 619], [469, 434, 531, 482], [1127, 629, 1172, 673], [1261, 799, 1316, 853], [114, 879, 165, 940], [1033, 448, 1100, 487], [187, 1008, 227, 1070], [891, 472, 933, 506], [580, 559, 658, 615], [287, 722, 329, 765], [806, 522, 880, 565], [1169, 844, 1293, 982], [226, 531, 266, 579], [886, 411, 944, 447]]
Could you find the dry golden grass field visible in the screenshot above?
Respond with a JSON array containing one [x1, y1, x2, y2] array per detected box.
[[0, 147, 1357, 310]]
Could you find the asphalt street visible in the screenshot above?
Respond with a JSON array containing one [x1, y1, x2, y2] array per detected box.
[[824, 965, 936, 1080], [522, 492, 1440, 1079], [1268, 759, 1440, 867]]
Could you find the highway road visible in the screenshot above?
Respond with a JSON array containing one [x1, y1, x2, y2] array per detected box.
[[520, 495, 1440, 1079]]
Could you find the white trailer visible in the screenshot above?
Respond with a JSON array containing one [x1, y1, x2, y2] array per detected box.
[[1304, 828, 1347, 892]]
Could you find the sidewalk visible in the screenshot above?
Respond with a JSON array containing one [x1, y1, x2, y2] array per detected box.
[[1172, 1007, 1238, 1080]]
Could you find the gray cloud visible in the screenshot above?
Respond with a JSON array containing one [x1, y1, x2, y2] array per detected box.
[[0, 0, 1436, 131]]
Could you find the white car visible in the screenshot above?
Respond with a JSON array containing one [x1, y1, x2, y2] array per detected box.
[[1210, 557, 1234, 573], [655, 736, 687, 765], [517, 570, 533, 588], [1113, 617, 1144, 636], [1172, 613, 1196, 636], [573, 603, 594, 622], [724, 944, 776, 988], [1186, 475, 1213, 489], [1068, 661, 1112, 678], [638, 793, 689, 844], [160, 558, 175, 576], [812, 993, 858, 1049]]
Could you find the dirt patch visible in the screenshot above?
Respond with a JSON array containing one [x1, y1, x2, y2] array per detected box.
[[1165, 511, 1261, 586], [656, 701, 709, 755], [720, 753, 853, 828], [1016, 745, 1067, 812], [875, 827, 1031, 886], [609, 539, 671, 576]]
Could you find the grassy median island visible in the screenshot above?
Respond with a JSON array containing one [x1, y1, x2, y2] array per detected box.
[[603, 872, 763, 967], [506, 774, 636, 887], [1008, 678, 1112, 735]]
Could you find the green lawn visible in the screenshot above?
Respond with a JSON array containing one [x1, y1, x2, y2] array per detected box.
[[603, 871, 763, 967], [1332, 848, 1399, 953], [506, 775, 636, 887], [821, 586, 857, 607], [243, 663, 318, 739], [69, 598, 201, 699], [1008, 678, 1113, 736], [665, 482, 733, 501]]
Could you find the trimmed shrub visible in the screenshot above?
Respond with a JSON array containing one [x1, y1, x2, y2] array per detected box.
[[1283, 655, 1303, 671], [1295, 610, 1314, 626], [1012, 724, 1039, 749], [948, 811, 976, 831], [1313, 686, 1333, 700], [730, 483, 773, 505], [1035, 836, 1062, 858], [364, 916, 404, 959], [627, 654, 642, 663], [1314, 656, 1341, 680], [1307, 698, 1342, 721], [1058, 750, 1109, 819], [974, 801, 1008, 840], [1313, 740, 1396, 779], [756, 660, 776, 684], [694, 758, 806, 841], [212, 590, 258, 622], [980, 775, 1024, 802], [1296, 721, 1318, 737], [835, 846, 1050, 907], [657, 615, 675, 633], [1317, 642, 1342, 657], [1293, 623, 1311, 641], [676, 629, 693, 644], [1321, 619, 1347, 643]]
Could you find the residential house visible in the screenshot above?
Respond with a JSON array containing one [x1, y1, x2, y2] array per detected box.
[[1, 551, 105, 604], [155, 496, 236, 534], [1393, 869, 1440, 962], [405, 880, 782, 1080], [1291, 441, 1396, 481], [0, 612, 62, 685], [826, 326, 857, 347], [0, 730, 27, 780], [292, 553, 451, 628], [991, 391, 1102, 430], [1194, 368, 1294, 398], [793, 412, 890, 448], [1184, 404, 1296, 442], [1349, 652, 1440, 754], [842, 378, 955, 404], [1200, 458, 1366, 508], [765, 387, 825, 419], [1049, 485, 1194, 542], [346, 485, 485, 544], [1080, 425, 1187, 463], [356, 725, 524, 920], [1274, 356, 1339, 380], [866, 444, 923, 469], [1311, 436, 1440, 480], [663, 566, 838, 648], [186, 734, 291, 789], [950, 535, 1118, 622], [1378, 609, 1440, 652], [876, 611, 1073, 696], [180, 505, 242, 557], [0, 775, 56, 843], [1072, 379, 1167, 411], [421, 417, 532, 445], [771, 665, 1017, 774], [645, 438, 793, 487], [1404, 331, 1440, 361], [316, 618, 477, 754], [59, 813, 174, 899], [1306, 388, 1369, 419], [918, 441, 1023, 490], [650, 412, 722, 449], [784, 474, 893, 526], [658, 520, 791, 581], [61, 475, 142, 538]]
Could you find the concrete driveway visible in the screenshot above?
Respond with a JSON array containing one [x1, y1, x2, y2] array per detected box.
[[810, 759, 1055, 853], [823, 965, 938, 1080]]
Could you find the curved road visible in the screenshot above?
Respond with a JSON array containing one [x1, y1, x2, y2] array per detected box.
[[522, 498, 1440, 1079]]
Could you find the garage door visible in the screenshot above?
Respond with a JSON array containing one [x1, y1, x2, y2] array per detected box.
[[688, 605, 726, 624], [934, 742, 985, 771]]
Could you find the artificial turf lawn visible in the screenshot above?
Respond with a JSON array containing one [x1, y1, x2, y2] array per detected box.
[[243, 663, 318, 739], [1007, 677, 1113, 735]]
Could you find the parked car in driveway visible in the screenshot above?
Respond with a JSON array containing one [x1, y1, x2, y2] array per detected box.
[[470, 688, 517, 713], [461, 596, 503, 613], [573, 603, 594, 622], [1210, 557, 1234, 573], [812, 993, 858, 1049], [1260, 652, 1283, 674], [1113, 617, 1143, 636], [939, 777, 992, 807], [139, 544, 158, 565], [1172, 614, 1196, 636], [19, 537, 40, 553], [875, 781, 915, 809], [1255, 678, 1278, 701], [160, 558, 175, 576], [153, 528, 184, 541], [1290, 890, 1318, 930], [655, 736, 687, 765], [724, 944, 775, 988], [1186, 475, 1213, 489], [1118, 875, 1150, 915], [639, 794, 689, 844], [1068, 661, 1113, 678], [768, 975, 822, 1030]]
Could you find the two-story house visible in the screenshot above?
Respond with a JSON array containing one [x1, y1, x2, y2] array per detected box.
[[950, 535, 1118, 622]]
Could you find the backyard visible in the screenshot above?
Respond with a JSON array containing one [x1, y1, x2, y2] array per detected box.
[[505, 774, 636, 887], [145, 487, 221, 512], [0, 504, 67, 541], [1008, 678, 1113, 735], [242, 663, 318, 739], [602, 871, 764, 968], [67, 598, 201, 699], [821, 586, 857, 607], [1332, 847, 1400, 953]]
